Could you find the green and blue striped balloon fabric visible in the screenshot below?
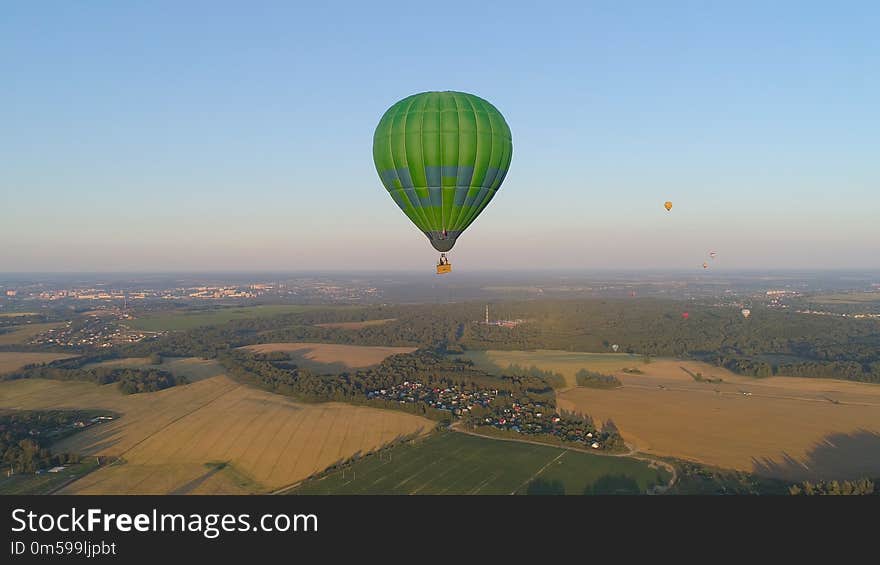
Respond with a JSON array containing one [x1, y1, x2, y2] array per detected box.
[[373, 91, 513, 252]]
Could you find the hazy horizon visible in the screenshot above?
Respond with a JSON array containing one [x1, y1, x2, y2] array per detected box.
[[3, 1, 878, 272]]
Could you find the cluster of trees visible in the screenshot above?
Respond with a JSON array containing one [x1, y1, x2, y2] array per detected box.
[[6, 357, 186, 394], [789, 478, 875, 495], [116, 370, 183, 394], [667, 460, 790, 494], [599, 419, 626, 451], [575, 369, 622, 389], [499, 364, 566, 389], [0, 411, 97, 473]]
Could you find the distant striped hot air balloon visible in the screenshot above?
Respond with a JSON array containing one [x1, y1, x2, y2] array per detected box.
[[664, 201, 673, 212]]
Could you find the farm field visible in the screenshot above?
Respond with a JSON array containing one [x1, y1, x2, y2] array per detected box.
[[809, 291, 880, 304], [0, 322, 63, 345], [462, 349, 641, 387], [0, 352, 77, 375], [0, 375, 434, 494], [291, 431, 668, 495], [85, 357, 226, 382], [242, 342, 415, 369], [545, 354, 880, 481], [314, 318, 396, 329], [128, 305, 325, 331]]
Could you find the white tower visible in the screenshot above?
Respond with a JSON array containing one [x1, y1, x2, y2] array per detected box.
[[485, 305, 489, 325]]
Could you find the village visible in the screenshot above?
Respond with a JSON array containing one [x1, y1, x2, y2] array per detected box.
[[364, 380, 607, 449], [31, 317, 153, 350]]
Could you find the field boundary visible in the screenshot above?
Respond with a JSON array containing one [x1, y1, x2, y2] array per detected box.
[[449, 423, 677, 493]]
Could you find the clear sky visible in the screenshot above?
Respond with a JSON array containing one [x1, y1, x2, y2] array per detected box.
[[2, 1, 877, 272]]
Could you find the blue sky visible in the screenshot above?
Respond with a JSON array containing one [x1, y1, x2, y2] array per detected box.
[[2, 1, 877, 271]]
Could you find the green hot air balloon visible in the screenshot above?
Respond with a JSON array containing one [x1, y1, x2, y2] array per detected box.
[[373, 91, 513, 272]]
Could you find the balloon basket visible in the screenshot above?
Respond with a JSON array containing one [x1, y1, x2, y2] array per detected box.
[[436, 263, 452, 275]]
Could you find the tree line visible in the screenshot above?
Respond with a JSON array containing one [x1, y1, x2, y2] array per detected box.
[[5, 357, 187, 395]]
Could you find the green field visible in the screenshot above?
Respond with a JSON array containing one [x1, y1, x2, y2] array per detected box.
[[809, 292, 880, 304], [0, 458, 101, 495], [129, 305, 325, 331], [290, 432, 669, 495]]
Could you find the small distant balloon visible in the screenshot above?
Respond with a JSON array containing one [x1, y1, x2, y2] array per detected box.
[[664, 201, 673, 212], [682, 312, 689, 320], [630, 291, 636, 297], [612, 344, 619, 352], [709, 251, 717, 259], [702, 262, 708, 269], [741, 308, 751, 319]]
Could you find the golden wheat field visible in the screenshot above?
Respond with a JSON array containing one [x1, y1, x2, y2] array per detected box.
[[546, 355, 880, 481], [0, 322, 62, 346], [0, 352, 76, 375], [241, 342, 415, 368], [0, 374, 433, 494]]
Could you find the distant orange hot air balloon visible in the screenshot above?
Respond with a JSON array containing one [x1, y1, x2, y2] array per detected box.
[[664, 201, 673, 212]]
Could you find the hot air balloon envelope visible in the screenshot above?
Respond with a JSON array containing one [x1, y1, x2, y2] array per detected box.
[[664, 201, 673, 211], [682, 312, 689, 319], [741, 308, 751, 318], [373, 91, 513, 252], [612, 344, 619, 352]]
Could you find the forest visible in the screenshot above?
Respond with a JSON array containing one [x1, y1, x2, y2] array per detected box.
[[112, 299, 880, 382]]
